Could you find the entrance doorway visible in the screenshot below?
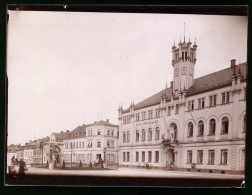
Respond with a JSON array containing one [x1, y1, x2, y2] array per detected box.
[[96, 154, 102, 160], [166, 148, 175, 170]]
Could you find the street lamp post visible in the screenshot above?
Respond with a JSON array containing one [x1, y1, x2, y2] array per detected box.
[[41, 143, 43, 167], [71, 149, 72, 167], [104, 147, 107, 163]]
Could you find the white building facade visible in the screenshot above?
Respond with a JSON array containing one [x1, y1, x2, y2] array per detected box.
[[118, 38, 246, 174], [62, 120, 119, 165]]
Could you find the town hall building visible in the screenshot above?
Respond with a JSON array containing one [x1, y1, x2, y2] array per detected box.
[[118, 37, 246, 174]]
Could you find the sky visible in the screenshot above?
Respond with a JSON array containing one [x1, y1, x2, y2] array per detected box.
[[7, 11, 248, 145]]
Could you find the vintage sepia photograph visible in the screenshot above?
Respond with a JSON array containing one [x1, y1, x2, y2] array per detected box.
[[5, 5, 247, 187]]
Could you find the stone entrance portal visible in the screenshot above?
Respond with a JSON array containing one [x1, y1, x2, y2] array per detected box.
[[166, 148, 175, 170]]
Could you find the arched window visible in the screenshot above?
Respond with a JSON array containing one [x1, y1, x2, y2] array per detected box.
[[142, 129, 146, 141], [148, 128, 152, 141], [155, 127, 160, 140], [123, 132, 126, 143], [136, 130, 139, 142], [174, 125, 178, 140], [198, 120, 204, 136], [209, 119, 216, 135], [222, 117, 229, 134], [127, 131, 130, 142], [188, 122, 193, 137], [243, 115, 246, 133]]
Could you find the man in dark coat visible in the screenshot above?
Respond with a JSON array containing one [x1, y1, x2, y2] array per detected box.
[[18, 159, 26, 175]]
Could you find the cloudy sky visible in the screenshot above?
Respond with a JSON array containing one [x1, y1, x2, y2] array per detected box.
[[7, 11, 247, 145]]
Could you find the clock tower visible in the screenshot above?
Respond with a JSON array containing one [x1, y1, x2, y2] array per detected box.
[[172, 36, 197, 96]]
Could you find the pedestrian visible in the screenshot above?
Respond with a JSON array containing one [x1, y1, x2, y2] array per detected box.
[[18, 159, 26, 175]]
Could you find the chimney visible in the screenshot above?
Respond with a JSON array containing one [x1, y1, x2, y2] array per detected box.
[[231, 59, 236, 68], [66, 130, 69, 133], [106, 119, 109, 123]]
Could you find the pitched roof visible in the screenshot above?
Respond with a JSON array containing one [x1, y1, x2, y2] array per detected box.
[[63, 125, 86, 140], [62, 120, 118, 140], [187, 62, 246, 96], [122, 63, 247, 112], [86, 120, 118, 127], [53, 132, 68, 140]]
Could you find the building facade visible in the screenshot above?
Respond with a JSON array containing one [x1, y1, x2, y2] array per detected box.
[[118, 38, 246, 174], [63, 120, 119, 165]]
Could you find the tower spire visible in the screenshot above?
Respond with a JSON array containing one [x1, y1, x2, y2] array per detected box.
[[165, 74, 168, 89], [184, 22, 185, 43]]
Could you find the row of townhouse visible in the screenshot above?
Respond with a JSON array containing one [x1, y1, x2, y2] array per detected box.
[[7, 119, 119, 168]]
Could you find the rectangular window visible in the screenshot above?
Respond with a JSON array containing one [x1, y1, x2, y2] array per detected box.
[[76, 142, 78, 148], [127, 152, 130, 162], [98, 130, 101, 135], [197, 150, 203, 164], [155, 151, 159, 163], [142, 112, 146, 120], [136, 113, 140, 122], [111, 154, 114, 162], [148, 110, 153, 119], [202, 98, 205, 108], [222, 93, 225, 104], [107, 130, 110, 136], [142, 151, 145, 162], [198, 99, 201, 109], [208, 150, 215, 164], [97, 141, 101, 148], [148, 151, 152, 162], [175, 104, 179, 114], [221, 150, 228, 164], [123, 152, 126, 162], [210, 95, 217, 106], [111, 141, 115, 148], [226, 92, 230, 103], [198, 98, 205, 109], [167, 106, 171, 116], [188, 100, 194, 111], [136, 152, 139, 162], [88, 141, 92, 148], [187, 150, 192, 164], [82, 142, 84, 148], [214, 95, 217, 106], [107, 140, 110, 147], [156, 109, 160, 118]]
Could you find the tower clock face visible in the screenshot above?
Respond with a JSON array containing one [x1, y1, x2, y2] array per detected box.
[[181, 67, 187, 74], [174, 68, 179, 76], [189, 68, 193, 75]]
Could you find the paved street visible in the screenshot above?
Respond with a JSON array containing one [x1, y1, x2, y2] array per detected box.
[[24, 167, 244, 180]]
